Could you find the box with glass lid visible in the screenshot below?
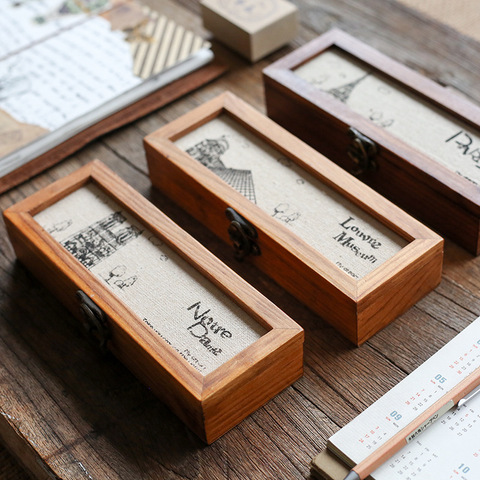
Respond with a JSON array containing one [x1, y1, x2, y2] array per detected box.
[[263, 28, 480, 254], [144, 92, 443, 345], [3, 160, 304, 444]]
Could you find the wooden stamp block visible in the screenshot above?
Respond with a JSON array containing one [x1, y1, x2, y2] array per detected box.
[[263, 28, 480, 254], [144, 91, 443, 345], [3, 160, 304, 444], [200, 0, 298, 62]]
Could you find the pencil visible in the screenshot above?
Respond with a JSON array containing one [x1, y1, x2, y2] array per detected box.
[[343, 365, 480, 480]]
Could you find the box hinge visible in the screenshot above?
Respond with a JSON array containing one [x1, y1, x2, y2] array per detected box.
[[347, 127, 378, 175], [76, 290, 110, 353], [225, 207, 261, 261]]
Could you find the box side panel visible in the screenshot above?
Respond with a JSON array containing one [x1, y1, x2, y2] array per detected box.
[[4, 213, 207, 441], [364, 157, 480, 255], [202, 331, 304, 443], [264, 78, 480, 255], [251, 10, 297, 62], [265, 77, 348, 173], [145, 143, 359, 343], [201, 4, 252, 60], [357, 240, 443, 344]]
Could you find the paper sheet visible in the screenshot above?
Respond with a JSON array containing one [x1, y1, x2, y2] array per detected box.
[[0, 0, 212, 179], [0, 109, 48, 157], [0, 0, 96, 58], [0, 16, 140, 132], [328, 317, 480, 480]]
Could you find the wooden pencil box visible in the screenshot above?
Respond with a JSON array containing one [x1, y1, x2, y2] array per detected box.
[[3, 160, 304, 444], [263, 28, 480, 255], [144, 92, 443, 345]]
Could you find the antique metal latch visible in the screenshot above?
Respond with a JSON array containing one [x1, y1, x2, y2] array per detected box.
[[347, 127, 378, 176], [225, 207, 261, 261], [76, 290, 110, 352]]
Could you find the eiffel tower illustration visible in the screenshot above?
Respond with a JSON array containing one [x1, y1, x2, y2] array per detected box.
[[326, 72, 370, 103], [186, 136, 257, 203]]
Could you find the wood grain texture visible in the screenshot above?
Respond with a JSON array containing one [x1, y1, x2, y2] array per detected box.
[[263, 29, 480, 253], [0, 448, 29, 480], [1, 0, 480, 478], [3, 160, 303, 445], [399, 0, 480, 41]]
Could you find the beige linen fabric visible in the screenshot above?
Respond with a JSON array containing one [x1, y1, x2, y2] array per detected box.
[[175, 115, 406, 279], [34, 185, 265, 375], [295, 48, 480, 186]]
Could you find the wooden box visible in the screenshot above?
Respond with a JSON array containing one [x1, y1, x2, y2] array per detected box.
[[200, 0, 298, 62], [263, 28, 480, 255], [144, 92, 443, 345], [3, 160, 304, 444]]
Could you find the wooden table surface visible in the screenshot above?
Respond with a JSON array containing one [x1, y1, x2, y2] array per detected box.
[[1, 0, 480, 479], [400, 0, 480, 41]]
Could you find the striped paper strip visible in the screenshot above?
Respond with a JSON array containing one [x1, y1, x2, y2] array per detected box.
[[130, 8, 211, 79]]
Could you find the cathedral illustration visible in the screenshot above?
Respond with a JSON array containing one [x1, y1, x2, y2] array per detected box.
[[62, 212, 142, 269]]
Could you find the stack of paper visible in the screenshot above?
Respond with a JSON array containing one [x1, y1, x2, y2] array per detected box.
[[0, 0, 213, 179]]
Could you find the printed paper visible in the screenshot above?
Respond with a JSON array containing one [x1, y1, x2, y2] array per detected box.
[[329, 318, 480, 480]]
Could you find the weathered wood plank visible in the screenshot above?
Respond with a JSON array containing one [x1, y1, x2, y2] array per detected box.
[[291, 0, 480, 103], [399, 0, 480, 41], [1, 0, 480, 478]]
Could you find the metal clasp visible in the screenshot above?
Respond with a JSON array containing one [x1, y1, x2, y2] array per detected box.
[[225, 207, 261, 261], [347, 127, 378, 176], [76, 290, 110, 353]]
